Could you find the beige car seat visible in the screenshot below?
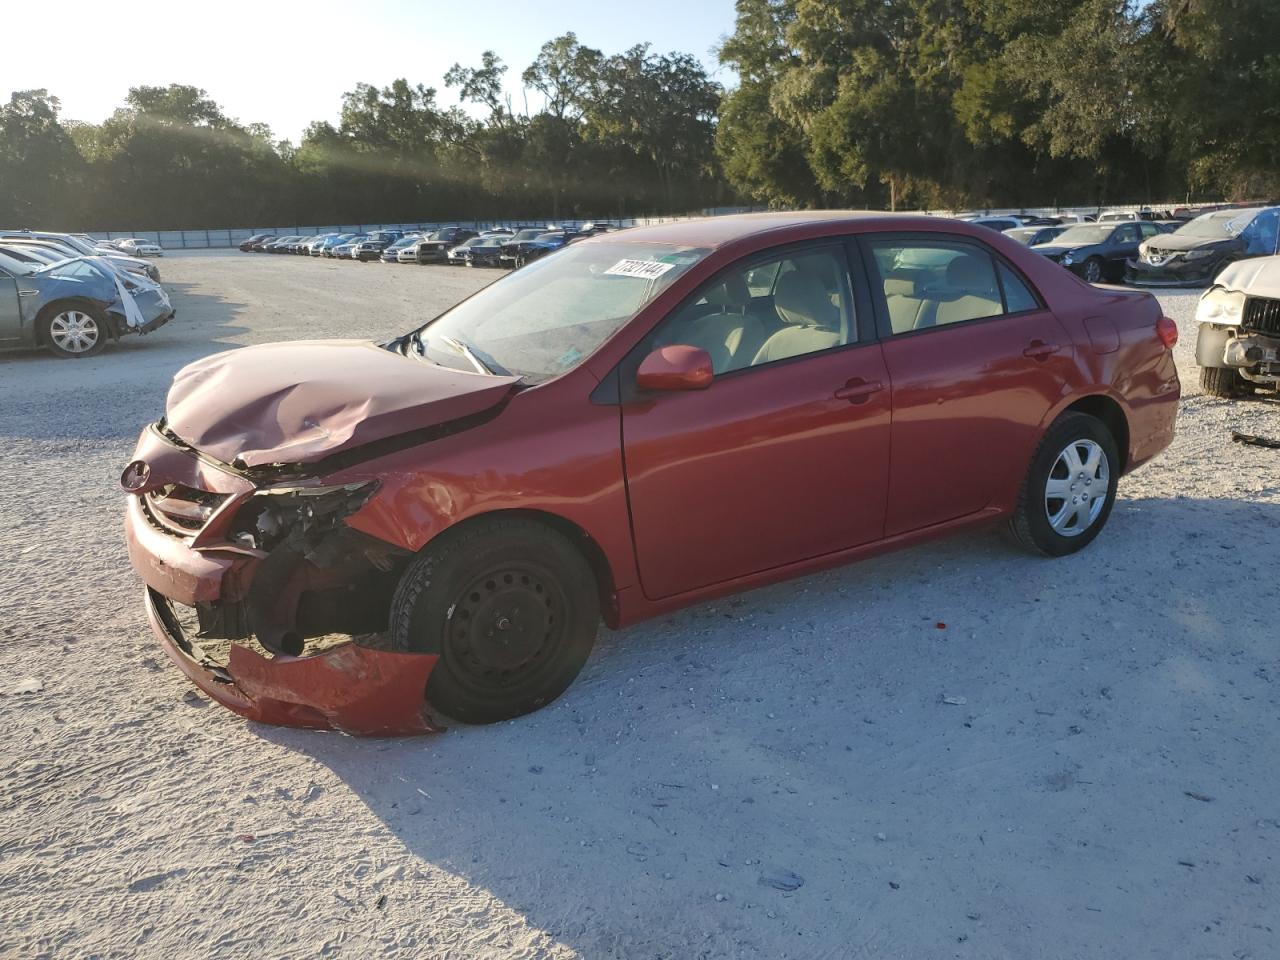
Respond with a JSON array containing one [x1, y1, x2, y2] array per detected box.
[[752, 269, 843, 364]]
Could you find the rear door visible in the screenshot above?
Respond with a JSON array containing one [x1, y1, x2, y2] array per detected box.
[[620, 241, 892, 599], [861, 235, 1076, 536]]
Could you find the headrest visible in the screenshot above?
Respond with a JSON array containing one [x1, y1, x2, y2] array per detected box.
[[704, 272, 751, 309], [945, 254, 990, 289], [884, 277, 917, 298], [774, 270, 837, 329]]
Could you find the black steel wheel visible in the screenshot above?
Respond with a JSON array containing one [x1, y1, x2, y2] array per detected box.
[[391, 517, 600, 724]]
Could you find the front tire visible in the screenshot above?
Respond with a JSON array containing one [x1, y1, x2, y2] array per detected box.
[[1199, 365, 1249, 399], [1009, 412, 1119, 557], [1081, 257, 1104, 284], [390, 517, 600, 724], [42, 300, 108, 358]]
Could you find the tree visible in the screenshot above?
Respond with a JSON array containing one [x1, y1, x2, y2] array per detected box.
[[0, 90, 84, 226]]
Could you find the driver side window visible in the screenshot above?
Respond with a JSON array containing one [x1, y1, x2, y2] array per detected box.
[[653, 246, 855, 375]]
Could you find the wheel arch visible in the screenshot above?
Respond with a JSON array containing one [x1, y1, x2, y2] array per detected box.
[[1061, 393, 1130, 473]]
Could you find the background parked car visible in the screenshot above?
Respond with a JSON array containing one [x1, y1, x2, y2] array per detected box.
[[965, 216, 1023, 232], [1194, 255, 1280, 397], [0, 250, 173, 357], [115, 238, 165, 257], [315, 234, 357, 257], [411, 227, 479, 264], [1126, 206, 1280, 287], [332, 236, 367, 259], [353, 230, 405, 262], [451, 235, 506, 267], [0, 232, 161, 281], [1004, 225, 1068, 247], [1032, 221, 1172, 282], [380, 233, 423, 262], [239, 233, 274, 252], [498, 228, 559, 267]]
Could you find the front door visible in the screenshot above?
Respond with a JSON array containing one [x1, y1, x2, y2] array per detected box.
[[620, 243, 892, 600], [863, 235, 1076, 536], [0, 273, 23, 342]]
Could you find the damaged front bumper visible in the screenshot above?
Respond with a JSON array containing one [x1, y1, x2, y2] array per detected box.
[[123, 428, 442, 736], [145, 586, 440, 735]]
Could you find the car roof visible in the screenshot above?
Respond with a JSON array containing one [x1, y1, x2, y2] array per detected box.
[[575, 211, 950, 249]]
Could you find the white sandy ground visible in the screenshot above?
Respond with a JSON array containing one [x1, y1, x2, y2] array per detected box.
[[0, 250, 1277, 960]]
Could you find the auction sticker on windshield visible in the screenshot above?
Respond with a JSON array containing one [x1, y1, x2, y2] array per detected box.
[[604, 259, 676, 279]]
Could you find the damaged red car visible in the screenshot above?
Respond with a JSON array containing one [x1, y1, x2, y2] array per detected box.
[[123, 213, 1180, 735]]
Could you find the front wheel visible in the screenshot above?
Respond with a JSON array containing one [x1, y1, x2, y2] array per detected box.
[[1199, 365, 1249, 399], [390, 517, 600, 724], [1009, 412, 1119, 557], [42, 301, 108, 358], [1081, 257, 1104, 284]]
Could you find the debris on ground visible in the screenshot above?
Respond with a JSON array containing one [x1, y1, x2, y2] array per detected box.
[[758, 868, 804, 892], [1231, 431, 1280, 449]]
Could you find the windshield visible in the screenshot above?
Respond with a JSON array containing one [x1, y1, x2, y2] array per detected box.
[[510, 230, 543, 242], [1177, 209, 1263, 239], [410, 240, 709, 383], [1056, 225, 1114, 244]]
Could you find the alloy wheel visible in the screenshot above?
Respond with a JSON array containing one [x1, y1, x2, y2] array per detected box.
[[1044, 439, 1110, 536]]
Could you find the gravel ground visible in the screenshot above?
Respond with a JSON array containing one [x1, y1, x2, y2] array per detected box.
[[1, 250, 1277, 959]]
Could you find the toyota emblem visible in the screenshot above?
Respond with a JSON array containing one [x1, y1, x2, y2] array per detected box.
[[120, 460, 151, 492]]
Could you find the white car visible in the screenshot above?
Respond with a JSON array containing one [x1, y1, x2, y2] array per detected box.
[[116, 238, 165, 257], [1195, 256, 1280, 398]]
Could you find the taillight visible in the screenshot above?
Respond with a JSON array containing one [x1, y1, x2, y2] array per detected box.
[[1156, 315, 1178, 348]]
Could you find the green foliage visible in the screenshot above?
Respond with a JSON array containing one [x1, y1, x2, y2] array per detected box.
[[716, 0, 1280, 208], [4, 8, 1278, 229]]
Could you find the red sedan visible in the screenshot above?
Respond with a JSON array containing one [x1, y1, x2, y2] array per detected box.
[[122, 213, 1180, 734]]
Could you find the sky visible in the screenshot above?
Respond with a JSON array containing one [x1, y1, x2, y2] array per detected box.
[[1, 0, 740, 143]]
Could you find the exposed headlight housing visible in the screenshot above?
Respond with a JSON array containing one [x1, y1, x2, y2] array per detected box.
[[232, 481, 379, 551], [1061, 251, 1075, 265], [1196, 287, 1246, 325]]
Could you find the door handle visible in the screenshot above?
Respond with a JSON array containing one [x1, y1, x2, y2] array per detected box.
[[834, 378, 884, 403], [1023, 340, 1061, 361]]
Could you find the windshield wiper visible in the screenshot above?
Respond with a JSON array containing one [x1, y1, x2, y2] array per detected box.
[[440, 335, 495, 375]]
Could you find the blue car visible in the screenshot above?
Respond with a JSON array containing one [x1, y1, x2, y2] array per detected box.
[[0, 251, 174, 357]]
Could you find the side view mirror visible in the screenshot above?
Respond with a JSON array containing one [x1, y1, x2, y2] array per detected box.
[[636, 345, 714, 391]]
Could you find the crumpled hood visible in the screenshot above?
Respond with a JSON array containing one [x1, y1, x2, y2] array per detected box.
[[1212, 255, 1280, 298], [165, 339, 518, 468], [1142, 233, 1236, 252]]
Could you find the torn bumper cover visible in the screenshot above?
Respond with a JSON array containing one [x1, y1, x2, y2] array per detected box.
[[124, 458, 441, 737], [145, 587, 440, 735]]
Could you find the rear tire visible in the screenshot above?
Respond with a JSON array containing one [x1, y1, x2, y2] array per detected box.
[[1009, 412, 1119, 557], [1199, 365, 1249, 399], [390, 517, 600, 724]]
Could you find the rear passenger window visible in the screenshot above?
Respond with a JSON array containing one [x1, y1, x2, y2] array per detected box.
[[997, 262, 1039, 313], [868, 240, 1005, 334]]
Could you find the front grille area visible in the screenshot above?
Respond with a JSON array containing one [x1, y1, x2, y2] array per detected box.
[[144, 484, 227, 536], [1243, 296, 1280, 337]]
